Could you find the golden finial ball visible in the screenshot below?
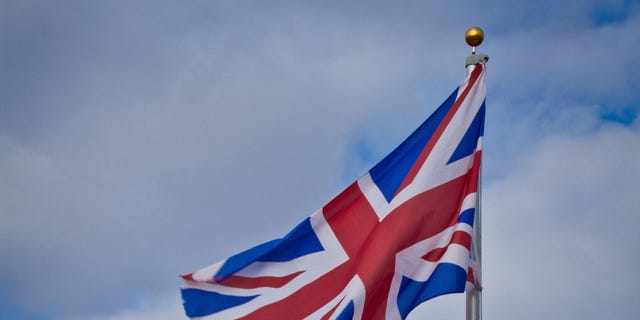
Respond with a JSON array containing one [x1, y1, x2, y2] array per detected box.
[[465, 27, 484, 47]]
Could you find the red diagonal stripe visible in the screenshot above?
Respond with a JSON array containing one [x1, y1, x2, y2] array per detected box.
[[394, 65, 484, 198], [422, 231, 473, 262], [218, 271, 305, 289], [320, 296, 345, 320], [467, 267, 475, 283], [237, 261, 354, 319], [451, 230, 472, 250], [180, 273, 195, 281]]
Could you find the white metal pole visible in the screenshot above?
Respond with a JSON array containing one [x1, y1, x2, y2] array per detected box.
[[465, 158, 482, 320], [465, 62, 483, 320], [464, 26, 486, 320]]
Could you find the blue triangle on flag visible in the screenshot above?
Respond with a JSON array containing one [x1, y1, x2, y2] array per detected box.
[[369, 89, 459, 203], [447, 102, 485, 164]]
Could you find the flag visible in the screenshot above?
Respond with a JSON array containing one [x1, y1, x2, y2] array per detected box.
[[181, 63, 486, 319]]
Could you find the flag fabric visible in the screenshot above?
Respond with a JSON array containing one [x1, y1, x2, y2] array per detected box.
[[181, 63, 486, 319]]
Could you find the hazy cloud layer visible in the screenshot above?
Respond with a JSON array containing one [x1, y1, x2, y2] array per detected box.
[[1, 1, 639, 319]]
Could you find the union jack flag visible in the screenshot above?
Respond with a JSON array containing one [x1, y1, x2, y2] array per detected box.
[[181, 63, 486, 319]]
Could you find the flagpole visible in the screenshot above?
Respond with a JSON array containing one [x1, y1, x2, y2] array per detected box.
[[464, 26, 487, 320]]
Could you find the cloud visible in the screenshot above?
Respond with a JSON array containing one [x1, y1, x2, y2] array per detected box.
[[59, 292, 185, 320], [482, 121, 640, 319], [487, 4, 640, 109], [0, 1, 469, 317]]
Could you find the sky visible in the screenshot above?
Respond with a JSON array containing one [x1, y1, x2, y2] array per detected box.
[[1, 0, 639, 319]]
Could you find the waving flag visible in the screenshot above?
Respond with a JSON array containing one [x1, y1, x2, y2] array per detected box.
[[181, 63, 486, 319]]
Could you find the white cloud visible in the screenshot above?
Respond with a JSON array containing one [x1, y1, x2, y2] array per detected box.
[[59, 292, 186, 320], [482, 122, 640, 319], [0, 1, 463, 317], [489, 7, 640, 104]]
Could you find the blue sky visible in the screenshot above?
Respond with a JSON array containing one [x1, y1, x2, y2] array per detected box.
[[1, 1, 639, 319]]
